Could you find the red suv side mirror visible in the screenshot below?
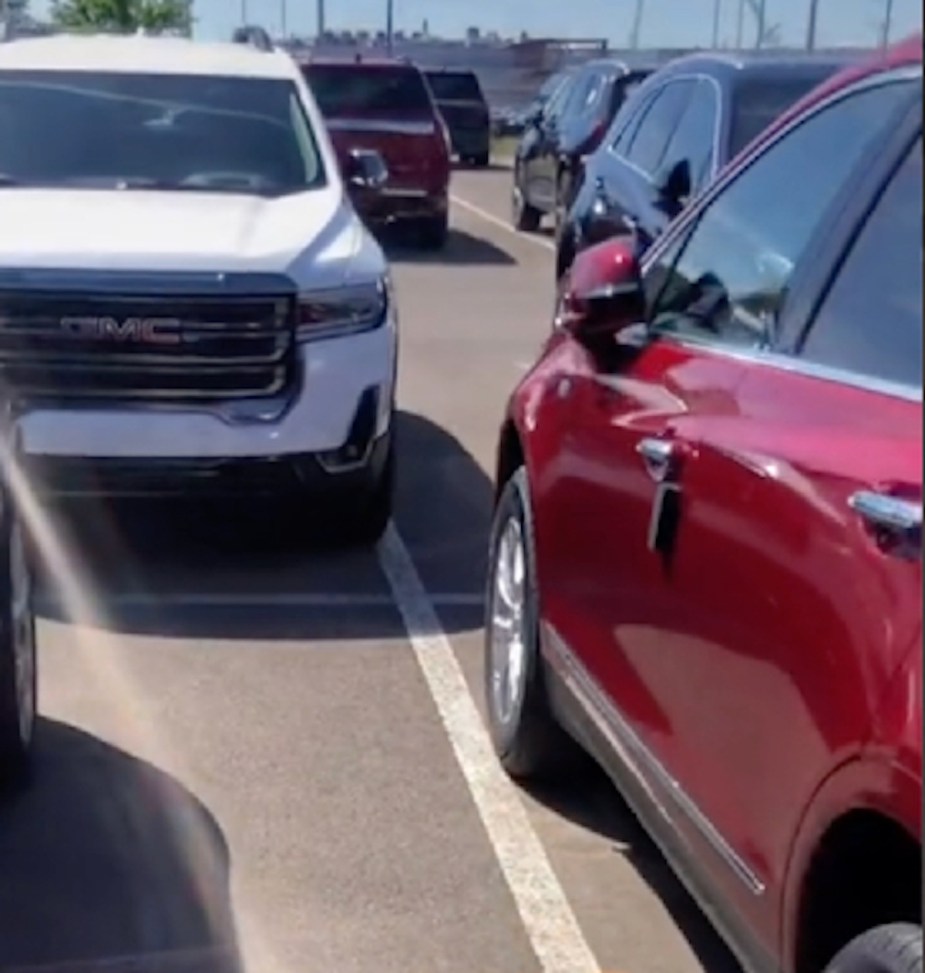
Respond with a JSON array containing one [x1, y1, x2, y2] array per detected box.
[[555, 237, 645, 345]]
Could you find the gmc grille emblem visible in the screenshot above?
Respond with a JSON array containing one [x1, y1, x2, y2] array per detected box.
[[60, 315, 182, 345]]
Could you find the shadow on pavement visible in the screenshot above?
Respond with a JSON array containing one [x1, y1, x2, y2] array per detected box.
[[523, 767, 744, 973], [392, 410, 494, 597], [0, 719, 241, 973], [34, 411, 493, 640], [383, 227, 516, 266]]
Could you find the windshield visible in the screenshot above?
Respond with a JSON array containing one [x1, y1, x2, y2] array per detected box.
[[426, 72, 483, 102], [729, 70, 841, 156], [0, 71, 325, 194], [304, 64, 433, 117]]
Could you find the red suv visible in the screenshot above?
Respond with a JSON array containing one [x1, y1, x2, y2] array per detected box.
[[302, 57, 451, 249], [485, 39, 922, 973]]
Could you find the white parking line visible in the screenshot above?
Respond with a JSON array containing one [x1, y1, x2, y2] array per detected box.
[[377, 522, 600, 973], [451, 194, 557, 252]]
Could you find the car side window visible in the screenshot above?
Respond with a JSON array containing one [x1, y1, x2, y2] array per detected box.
[[645, 79, 915, 350], [658, 78, 718, 194], [543, 75, 576, 122], [799, 138, 922, 389], [583, 73, 608, 113], [560, 71, 595, 121], [609, 89, 656, 154], [624, 80, 694, 175]]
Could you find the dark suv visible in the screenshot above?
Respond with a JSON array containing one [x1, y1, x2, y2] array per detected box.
[[425, 69, 491, 167]]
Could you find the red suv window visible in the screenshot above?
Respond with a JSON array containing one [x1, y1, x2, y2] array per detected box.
[[305, 64, 433, 118], [644, 77, 916, 349], [800, 138, 922, 388]]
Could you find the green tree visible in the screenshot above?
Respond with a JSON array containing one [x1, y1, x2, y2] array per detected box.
[[51, 0, 190, 33]]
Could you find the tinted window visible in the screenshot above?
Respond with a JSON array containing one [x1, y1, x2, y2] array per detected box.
[[646, 80, 913, 349], [659, 78, 718, 193], [305, 64, 432, 116], [426, 71, 483, 102], [625, 80, 694, 175], [560, 70, 597, 120], [729, 69, 840, 157], [801, 139, 922, 388], [539, 71, 570, 102], [609, 87, 657, 152], [0, 70, 323, 194], [581, 72, 609, 117], [543, 73, 578, 121]]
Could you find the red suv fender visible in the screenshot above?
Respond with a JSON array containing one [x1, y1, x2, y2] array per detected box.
[[780, 648, 922, 966]]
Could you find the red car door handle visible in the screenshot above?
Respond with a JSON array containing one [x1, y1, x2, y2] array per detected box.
[[850, 490, 922, 555], [637, 437, 676, 483]]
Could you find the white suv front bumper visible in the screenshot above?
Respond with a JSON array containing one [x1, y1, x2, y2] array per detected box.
[[16, 314, 397, 499], [18, 315, 396, 462]]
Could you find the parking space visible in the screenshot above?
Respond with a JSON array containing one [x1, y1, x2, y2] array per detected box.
[[1, 179, 740, 973]]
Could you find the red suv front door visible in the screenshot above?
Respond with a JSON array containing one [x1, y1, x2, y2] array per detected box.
[[549, 68, 921, 956]]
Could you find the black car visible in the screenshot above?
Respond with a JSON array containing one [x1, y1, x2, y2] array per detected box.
[[512, 60, 653, 234], [425, 69, 491, 167], [555, 52, 858, 280]]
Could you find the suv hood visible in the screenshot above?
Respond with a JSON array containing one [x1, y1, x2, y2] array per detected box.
[[0, 186, 366, 285]]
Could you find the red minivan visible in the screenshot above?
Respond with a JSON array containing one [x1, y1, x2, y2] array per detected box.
[[485, 38, 922, 973], [302, 57, 451, 249]]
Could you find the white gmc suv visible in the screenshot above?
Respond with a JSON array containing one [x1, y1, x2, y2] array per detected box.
[[0, 34, 398, 543]]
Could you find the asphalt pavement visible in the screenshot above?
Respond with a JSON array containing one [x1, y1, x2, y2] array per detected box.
[[0, 166, 744, 973]]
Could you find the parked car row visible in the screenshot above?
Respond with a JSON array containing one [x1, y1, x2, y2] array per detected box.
[[513, 58, 655, 235], [488, 36, 923, 973], [508, 49, 871, 283]]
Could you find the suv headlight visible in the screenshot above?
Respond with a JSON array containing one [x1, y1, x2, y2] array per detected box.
[[297, 278, 388, 342]]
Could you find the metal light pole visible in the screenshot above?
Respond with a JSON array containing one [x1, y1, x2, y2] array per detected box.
[[881, 0, 895, 47], [754, 0, 766, 48], [806, 0, 820, 50], [629, 0, 645, 49], [386, 0, 394, 54], [240, 0, 247, 25], [280, 0, 287, 37], [712, 0, 723, 48], [735, 0, 745, 46], [317, 0, 325, 37]]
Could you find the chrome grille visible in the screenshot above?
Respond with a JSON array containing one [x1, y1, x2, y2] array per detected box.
[[0, 289, 296, 402]]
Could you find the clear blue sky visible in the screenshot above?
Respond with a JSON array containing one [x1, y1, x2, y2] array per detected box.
[[32, 0, 924, 48]]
